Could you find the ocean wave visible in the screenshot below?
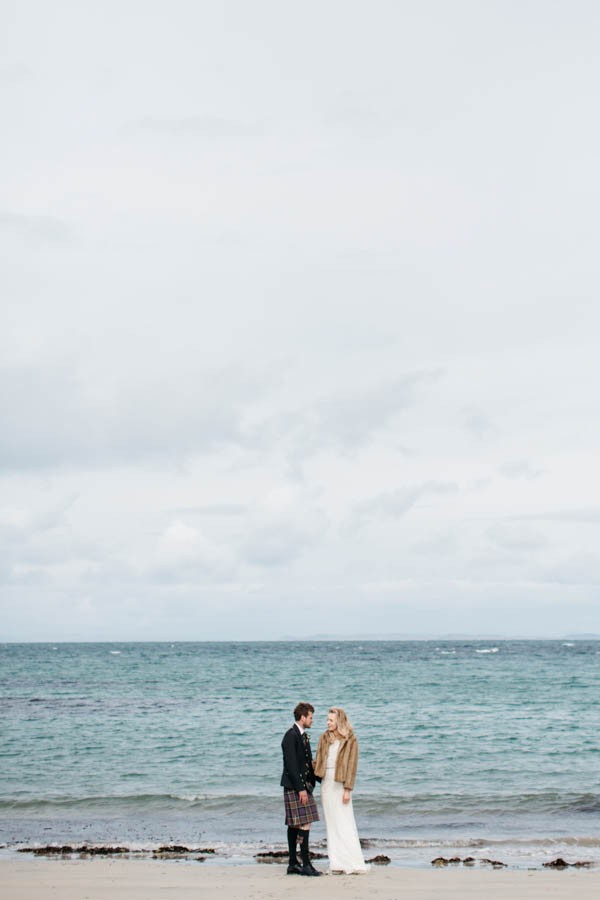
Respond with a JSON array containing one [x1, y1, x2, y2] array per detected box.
[[359, 835, 600, 849], [357, 790, 600, 816], [0, 793, 216, 813], [2, 790, 599, 817]]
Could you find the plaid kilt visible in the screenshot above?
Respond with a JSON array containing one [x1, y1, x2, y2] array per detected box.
[[283, 788, 319, 827]]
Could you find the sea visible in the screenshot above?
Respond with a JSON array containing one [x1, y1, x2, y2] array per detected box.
[[1, 640, 599, 869]]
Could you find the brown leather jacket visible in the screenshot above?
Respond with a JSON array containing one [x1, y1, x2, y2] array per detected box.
[[313, 732, 359, 791]]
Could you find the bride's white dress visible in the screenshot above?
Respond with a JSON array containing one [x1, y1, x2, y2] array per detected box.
[[321, 740, 369, 874]]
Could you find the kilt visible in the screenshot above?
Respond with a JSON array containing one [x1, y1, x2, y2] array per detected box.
[[284, 788, 319, 827]]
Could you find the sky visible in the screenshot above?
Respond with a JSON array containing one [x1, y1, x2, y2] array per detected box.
[[2, 1, 600, 640]]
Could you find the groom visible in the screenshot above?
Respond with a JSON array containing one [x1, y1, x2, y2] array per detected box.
[[280, 702, 322, 876]]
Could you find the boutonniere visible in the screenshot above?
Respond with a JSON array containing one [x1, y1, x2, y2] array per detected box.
[[305, 732, 310, 743]]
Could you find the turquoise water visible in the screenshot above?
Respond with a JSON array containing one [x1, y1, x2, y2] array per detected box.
[[1, 641, 599, 866]]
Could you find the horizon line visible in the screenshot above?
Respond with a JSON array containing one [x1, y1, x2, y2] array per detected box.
[[2, 634, 599, 644]]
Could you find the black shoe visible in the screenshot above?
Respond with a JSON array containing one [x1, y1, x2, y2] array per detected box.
[[287, 863, 303, 875], [300, 863, 322, 876]]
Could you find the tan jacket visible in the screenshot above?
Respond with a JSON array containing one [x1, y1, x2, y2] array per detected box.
[[313, 732, 359, 791]]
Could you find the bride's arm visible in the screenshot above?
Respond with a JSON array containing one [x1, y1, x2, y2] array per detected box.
[[343, 736, 359, 791]]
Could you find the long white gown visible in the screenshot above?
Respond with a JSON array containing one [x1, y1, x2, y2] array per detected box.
[[321, 739, 369, 874]]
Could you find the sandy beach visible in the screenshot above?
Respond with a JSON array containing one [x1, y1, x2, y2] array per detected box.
[[2, 859, 600, 900]]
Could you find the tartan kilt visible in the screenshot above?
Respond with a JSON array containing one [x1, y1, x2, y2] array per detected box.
[[283, 788, 319, 827]]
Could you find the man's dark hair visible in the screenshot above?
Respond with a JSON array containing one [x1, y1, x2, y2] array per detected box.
[[294, 702, 314, 721]]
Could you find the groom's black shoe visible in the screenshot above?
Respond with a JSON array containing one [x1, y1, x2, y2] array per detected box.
[[300, 863, 322, 876], [286, 863, 303, 875]]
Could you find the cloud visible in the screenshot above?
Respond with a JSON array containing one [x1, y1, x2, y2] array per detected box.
[[460, 406, 497, 438], [241, 485, 329, 567], [241, 515, 326, 566], [0, 62, 33, 84], [350, 481, 458, 529], [172, 504, 247, 516], [468, 477, 493, 492], [0, 494, 77, 541], [0, 498, 100, 588], [3, 3, 600, 639], [126, 115, 264, 139], [0, 359, 442, 475], [265, 369, 444, 467], [412, 530, 458, 556], [510, 508, 600, 523], [153, 520, 233, 578], [0, 359, 265, 471], [314, 372, 441, 447], [0, 210, 75, 245], [486, 522, 548, 552], [499, 459, 543, 479], [535, 553, 600, 586], [323, 91, 385, 136]]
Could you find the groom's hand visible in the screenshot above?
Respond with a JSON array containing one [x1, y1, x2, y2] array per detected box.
[[299, 790, 308, 805]]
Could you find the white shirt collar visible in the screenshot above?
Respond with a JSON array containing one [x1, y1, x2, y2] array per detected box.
[[295, 722, 305, 735]]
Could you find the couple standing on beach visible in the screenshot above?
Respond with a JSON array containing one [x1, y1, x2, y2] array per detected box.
[[281, 701, 369, 877]]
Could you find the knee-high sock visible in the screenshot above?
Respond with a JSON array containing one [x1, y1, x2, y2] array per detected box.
[[287, 827, 298, 865], [299, 829, 310, 865]]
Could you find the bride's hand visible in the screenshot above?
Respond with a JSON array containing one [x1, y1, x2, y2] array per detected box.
[[343, 789, 351, 805]]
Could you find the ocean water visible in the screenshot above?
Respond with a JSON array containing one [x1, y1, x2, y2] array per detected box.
[[1, 640, 599, 868]]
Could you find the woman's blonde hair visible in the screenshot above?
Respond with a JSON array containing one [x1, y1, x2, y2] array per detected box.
[[328, 706, 354, 740]]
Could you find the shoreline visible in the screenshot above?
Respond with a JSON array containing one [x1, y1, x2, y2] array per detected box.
[[2, 841, 598, 872], [2, 859, 600, 900]]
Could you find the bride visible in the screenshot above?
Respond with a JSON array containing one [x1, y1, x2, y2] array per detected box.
[[314, 707, 369, 874]]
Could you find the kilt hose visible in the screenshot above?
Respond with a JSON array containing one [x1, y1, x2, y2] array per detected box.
[[283, 788, 319, 827]]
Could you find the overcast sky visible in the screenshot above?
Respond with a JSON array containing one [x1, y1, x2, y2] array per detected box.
[[2, 1, 600, 640]]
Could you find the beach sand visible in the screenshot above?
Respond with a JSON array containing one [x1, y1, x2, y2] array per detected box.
[[2, 859, 599, 900]]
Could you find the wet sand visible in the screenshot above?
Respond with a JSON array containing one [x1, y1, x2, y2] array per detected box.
[[2, 858, 599, 900]]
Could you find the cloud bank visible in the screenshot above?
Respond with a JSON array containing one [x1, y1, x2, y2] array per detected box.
[[2, 1, 600, 639]]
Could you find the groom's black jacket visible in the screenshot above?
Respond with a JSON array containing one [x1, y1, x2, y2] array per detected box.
[[280, 724, 320, 793]]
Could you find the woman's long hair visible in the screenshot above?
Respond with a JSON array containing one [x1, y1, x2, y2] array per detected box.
[[328, 706, 354, 740]]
